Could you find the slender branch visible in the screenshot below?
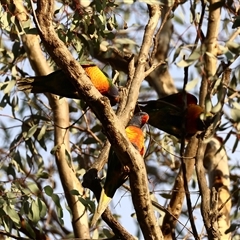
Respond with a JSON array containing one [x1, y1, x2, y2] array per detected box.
[[150, 5, 172, 64], [228, 28, 240, 42], [161, 64, 199, 239], [180, 65, 199, 239], [192, 0, 207, 47], [122, 5, 162, 118]]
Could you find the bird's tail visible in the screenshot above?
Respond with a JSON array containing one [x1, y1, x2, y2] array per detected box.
[[91, 189, 112, 226], [17, 77, 47, 93]]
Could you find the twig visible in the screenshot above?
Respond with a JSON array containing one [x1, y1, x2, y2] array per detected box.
[[180, 63, 199, 239], [228, 28, 240, 42], [0, 230, 29, 240], [30, 0, 42, 33], [144, 61, 166, 78], [150, 5, 172, 65], [192, 0, 207, 48]]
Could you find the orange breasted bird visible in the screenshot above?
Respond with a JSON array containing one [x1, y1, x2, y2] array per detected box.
[[138, 92, 207, 139], [91, 112, 149, 226], [17, 64, 119, 105]]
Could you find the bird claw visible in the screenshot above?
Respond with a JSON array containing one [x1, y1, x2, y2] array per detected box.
[[122, 165, 130, 174]]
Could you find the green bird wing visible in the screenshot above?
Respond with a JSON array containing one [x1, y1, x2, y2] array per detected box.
[[139, 100, 185, 138], [17, 70, 79, 99], [91, 148, 129, 226], [104, 148, 129, 199], [159, 92, 198, 106], [105, 78, 120, 105], [17, 67, 119, 105]]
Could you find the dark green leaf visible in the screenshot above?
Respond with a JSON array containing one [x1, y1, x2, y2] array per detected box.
[[159, 193, 172, 199], [83, 137, 97, 144], [70, 189, 80, 196], [225, 223, 240, 234], [37, 198, 47, 218], [103, 228, 114, 238], [44, 185, 53, 196]]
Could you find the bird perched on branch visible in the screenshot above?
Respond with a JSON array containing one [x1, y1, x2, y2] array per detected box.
[[138, 92, 209, 139], [17, 64, 120, 105], [91, 112, 149, 226]]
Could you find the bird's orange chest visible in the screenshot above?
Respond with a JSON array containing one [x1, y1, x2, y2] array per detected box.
[[125, 126, 145, 156], [83, 65, 110, 94]]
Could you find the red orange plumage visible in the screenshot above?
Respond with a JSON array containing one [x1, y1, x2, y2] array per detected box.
[[138, 92, 209, 139], [91, 112, 149, 226], [17, 64, 119, 105]]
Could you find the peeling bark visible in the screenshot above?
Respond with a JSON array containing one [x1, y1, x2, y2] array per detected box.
[[204, 138, 231, 239]]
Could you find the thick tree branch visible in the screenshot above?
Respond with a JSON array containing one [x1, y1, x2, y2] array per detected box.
[[204, 138, 231, 239], [200, 0, 222, 105], [36, 1, 163, 239], [197, 0, 223, 238]]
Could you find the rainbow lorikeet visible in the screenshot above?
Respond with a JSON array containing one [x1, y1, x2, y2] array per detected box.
[[17, 64, 120, 105], [138, 92, 208, 139], [91, 112, 149, 226]]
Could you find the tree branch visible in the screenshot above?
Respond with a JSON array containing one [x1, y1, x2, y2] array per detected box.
[[204, 138, 231, 239], [196, 0, 223, 238], [35, 1, 163, 239]]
